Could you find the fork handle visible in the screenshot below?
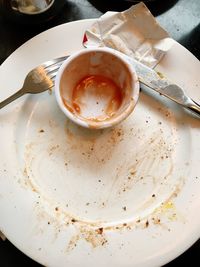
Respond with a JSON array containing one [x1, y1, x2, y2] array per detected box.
[[0, 89, 24, 109]]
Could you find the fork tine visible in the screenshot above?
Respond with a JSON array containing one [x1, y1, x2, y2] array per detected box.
[[45, 62, 63, 74], [47, 70, 59, 80], [42, 56, 68, 70]]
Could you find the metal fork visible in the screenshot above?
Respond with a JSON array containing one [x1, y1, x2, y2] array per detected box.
[[0, 55, 68, 109]]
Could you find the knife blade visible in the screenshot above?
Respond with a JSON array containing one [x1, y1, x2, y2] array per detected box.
[[124, 55, 200, 118]]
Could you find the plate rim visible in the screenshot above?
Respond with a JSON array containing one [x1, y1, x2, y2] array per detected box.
[[0, 18, 200, 267]]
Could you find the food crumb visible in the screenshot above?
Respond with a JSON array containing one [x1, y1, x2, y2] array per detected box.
[[48, 221, 50, 225], [145, 220, 149, 228], [156, 71, 165, 79], [96, 227, 103, 235], [117, 131, 121, 136], [39, 129, 44, 133], [152, 194, 156, 197], [152, 218, 161, 224], [101, 240, 108, 246], [55, 207, 59, 211], [122, 206, 127, 211]]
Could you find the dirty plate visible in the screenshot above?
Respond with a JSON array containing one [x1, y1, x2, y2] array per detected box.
[[0, 19, 200, 267]]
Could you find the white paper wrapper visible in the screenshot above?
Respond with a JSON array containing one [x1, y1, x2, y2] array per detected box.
[[83, 2, 174, 68]]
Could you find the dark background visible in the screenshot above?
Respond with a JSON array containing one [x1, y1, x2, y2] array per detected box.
[[0, 0, 199, 266]]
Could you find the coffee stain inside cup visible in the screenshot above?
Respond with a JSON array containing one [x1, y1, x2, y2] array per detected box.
[[63, 75, 123, 122]]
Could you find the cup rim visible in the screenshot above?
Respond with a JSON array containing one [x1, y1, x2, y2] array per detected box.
[[55, 47, 140, 129]]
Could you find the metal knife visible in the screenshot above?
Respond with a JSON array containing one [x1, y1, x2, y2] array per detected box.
[[125, 55, 200, 118]]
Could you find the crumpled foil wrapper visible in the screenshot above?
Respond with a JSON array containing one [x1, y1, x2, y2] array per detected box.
[[83, 2, 174, 68]]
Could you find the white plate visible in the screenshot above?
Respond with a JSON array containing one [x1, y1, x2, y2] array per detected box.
[[0, 19, 200, 267]]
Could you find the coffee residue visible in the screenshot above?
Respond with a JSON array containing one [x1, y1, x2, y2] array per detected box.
[[63, 75, 123, 122]]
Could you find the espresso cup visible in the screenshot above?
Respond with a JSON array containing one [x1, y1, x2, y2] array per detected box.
[[55, 47, 140, 129]]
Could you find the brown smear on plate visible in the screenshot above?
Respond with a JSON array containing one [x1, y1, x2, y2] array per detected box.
[[31, 196, 181, 252], [67, 225, 107, 252], [65, 121, 124, 163], [102, 129, 175, 208], [65, 191, 184, 252], [22, 164, 185, 252], [20, 103, 187, 251]]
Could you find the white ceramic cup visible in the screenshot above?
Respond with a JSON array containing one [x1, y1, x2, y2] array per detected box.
[[55, 47, 140, 129]]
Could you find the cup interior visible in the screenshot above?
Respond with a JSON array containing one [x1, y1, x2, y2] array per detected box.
[[57, 48, 139, 128]]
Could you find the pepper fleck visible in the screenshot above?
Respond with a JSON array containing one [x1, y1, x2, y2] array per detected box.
[[97, 227, 103, 235]]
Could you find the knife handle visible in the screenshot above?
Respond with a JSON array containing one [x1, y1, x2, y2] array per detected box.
[[186, 99, 200, 118]]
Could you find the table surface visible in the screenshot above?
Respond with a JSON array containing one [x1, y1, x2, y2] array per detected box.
[[0, 0, 199, 266]]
